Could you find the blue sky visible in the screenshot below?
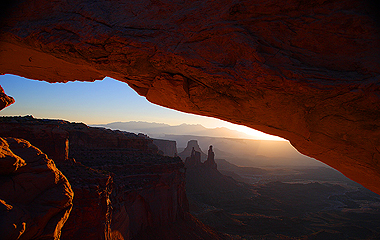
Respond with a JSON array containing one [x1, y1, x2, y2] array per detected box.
[[0, 74, 284, 140]]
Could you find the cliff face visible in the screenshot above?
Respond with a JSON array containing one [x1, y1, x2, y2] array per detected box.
[[68, 138, 189, 239], [106, 162, 188, 239], [152, 138, 178, 157], [0, 137, 73, 240], [0, 116, 224, 240], [66, 124, 152, 152], [0, 119, 69, 162], [0, 117, 154, 163], [1, 0, 380, 194], [58, 163, 113, 240]]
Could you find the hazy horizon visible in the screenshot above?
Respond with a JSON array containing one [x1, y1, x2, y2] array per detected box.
[[95, 120, 289, 141], [0, 74, 284, 141]]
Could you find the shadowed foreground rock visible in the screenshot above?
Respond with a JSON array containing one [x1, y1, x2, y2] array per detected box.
[[0, 0, 380, 194], [0, 116, 228, 240], [0, 137, 73, 240]]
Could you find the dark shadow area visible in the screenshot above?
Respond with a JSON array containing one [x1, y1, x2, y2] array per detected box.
[[183, 140, 380, 239]]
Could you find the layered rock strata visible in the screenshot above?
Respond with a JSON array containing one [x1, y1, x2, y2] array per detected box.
[[58, 163, 112, 240], [1, 0, 380, 193], [68, 139, 189, 239], [0, 116, 154, 163], [0, 116, 69, 162], [0, 116, 225, 240], [0, 137, 73, 240]]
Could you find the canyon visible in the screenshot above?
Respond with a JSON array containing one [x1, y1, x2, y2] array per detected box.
[[1, 0, 380, 238], [0, 0, 380, 195], [0, 116, 226, 240], [183, 140, 380, 239]]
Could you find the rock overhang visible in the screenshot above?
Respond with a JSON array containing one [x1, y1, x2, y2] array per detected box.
[[1, 0, 380, 194]]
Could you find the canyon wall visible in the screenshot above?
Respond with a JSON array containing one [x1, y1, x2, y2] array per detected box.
[[58, 163, 113, 240], [152, 138, 178, 157], [0, 116, 225, 240], [0, 0, 380, 194], [0, 117, 69, 162]]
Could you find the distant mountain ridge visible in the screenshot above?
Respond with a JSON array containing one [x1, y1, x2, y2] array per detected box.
[[94, 121, 255, 139], [95, 121, 326, 167]]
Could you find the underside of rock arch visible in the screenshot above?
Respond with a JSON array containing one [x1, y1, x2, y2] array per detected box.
[[1, 0, 380, 194]]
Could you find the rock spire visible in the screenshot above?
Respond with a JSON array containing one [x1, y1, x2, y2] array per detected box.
[[204, 145, 217, 169]]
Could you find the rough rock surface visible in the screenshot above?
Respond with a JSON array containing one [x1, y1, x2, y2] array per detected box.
[[0, 137, 73, 240], [0, 116, 226, 240], [64, 122, 228, 240], [0, 116, 70, 162], [0, 0, 380, 194], [0, 116, 154, 163], [0, 86, 14, 111], [58, 163, 112, 240]]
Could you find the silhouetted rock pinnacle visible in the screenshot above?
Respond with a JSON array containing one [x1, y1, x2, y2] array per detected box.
[[178, 140, 207, 161], [185, 147, 202, 168], [204, 145, 217, 169], [184, 143, 218, 170]]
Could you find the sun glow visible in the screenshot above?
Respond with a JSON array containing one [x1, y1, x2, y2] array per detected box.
[[226, 124, 286, 141], [0, 75, 286, 141]]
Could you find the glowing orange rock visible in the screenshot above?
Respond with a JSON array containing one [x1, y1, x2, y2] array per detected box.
[[0, 0, 380, 194], [0, 86, 14, 111]]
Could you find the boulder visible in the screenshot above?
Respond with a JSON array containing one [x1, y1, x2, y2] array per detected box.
[[0, 137, 73, 240]]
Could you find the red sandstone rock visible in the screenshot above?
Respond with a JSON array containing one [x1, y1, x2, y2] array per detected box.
[[110, 163, 189, 239], [0, 137, 25, 174], [58, 163, 113, 240], [65, 123, 152, 152], [0, 117, 155, 164], [0, 137, 73, 240], [1, 0, 379, 194], [0, 119, 70, 162], [0, 86, 14, 111], [0, 117, 221, 239]]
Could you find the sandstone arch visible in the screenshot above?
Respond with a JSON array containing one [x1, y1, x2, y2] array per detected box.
[[1, 0, 380, 194]]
